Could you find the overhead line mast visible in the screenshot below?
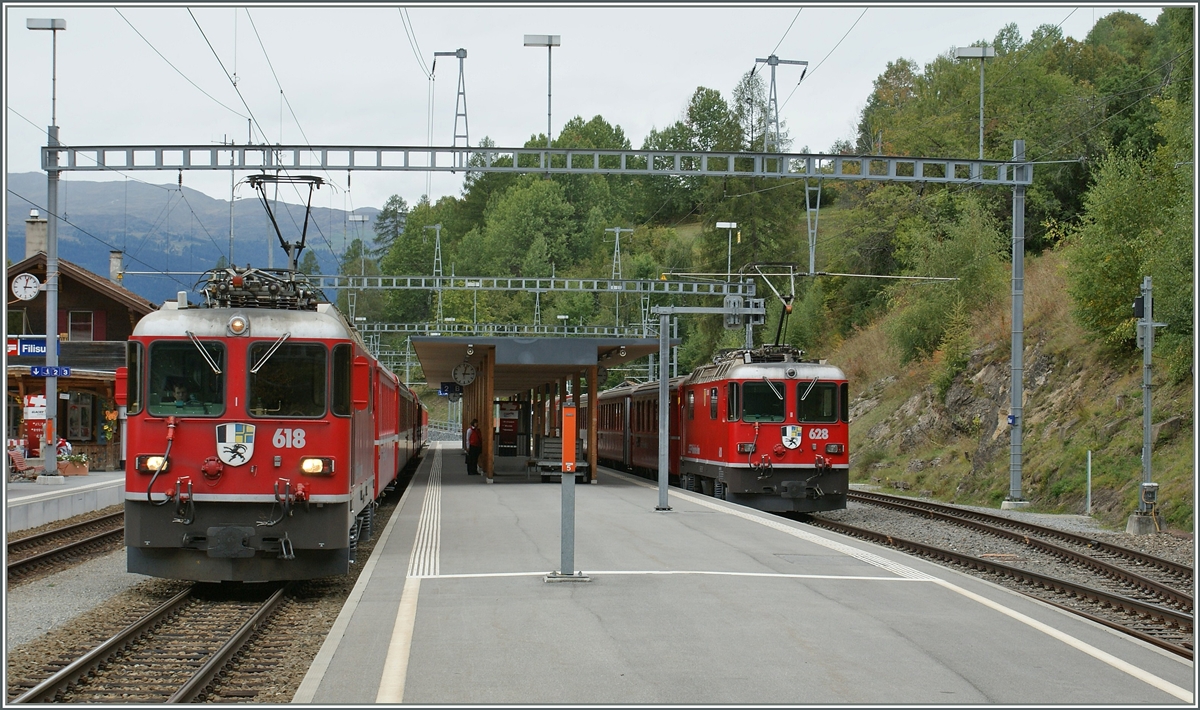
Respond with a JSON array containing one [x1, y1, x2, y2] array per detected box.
[[755, 54, 808, 155]]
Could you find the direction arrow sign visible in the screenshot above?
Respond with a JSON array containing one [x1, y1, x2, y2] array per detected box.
[[31, 366, 72, 377]]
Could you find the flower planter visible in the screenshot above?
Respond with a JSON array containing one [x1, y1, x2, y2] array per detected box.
[[58, 462, 89, 476]]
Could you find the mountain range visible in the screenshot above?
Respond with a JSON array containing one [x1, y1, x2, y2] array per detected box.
[[5, 172, 381, 307]]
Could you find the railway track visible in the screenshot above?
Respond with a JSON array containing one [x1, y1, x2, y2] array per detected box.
[[9, 582, 293, 703], [807, 492, 1194, 659], [846, 490, 1193, 610], [6, 469, 418, 704], [7, 512, 125, 582]]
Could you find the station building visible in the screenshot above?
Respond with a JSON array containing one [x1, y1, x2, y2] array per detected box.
[[6, 210, 155, 469]]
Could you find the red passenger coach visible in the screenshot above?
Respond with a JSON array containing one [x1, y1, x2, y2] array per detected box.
[[120, 267, 426, 582], [596, 346, 848, 514]]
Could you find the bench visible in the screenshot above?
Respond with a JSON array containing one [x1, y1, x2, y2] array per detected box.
[[528, 437, 588, 483], [8, 449, 44, 480]]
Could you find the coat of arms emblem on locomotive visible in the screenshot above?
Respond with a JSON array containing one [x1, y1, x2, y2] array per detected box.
[[781, 425, 802, 450], [216, 423, 256, 465]]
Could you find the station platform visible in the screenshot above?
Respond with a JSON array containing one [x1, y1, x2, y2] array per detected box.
[[5, 470, 125, 533], [294, 442, 1193, 704]]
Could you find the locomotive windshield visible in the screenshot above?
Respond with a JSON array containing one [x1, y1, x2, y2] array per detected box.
[[248, 342, 327, 417], [147, 341, 226, 416], [797, 381, 838, 422], [740, 381, 786, 422]]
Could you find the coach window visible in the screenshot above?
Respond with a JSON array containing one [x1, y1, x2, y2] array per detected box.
[[126, 342, 144, 415], [331, 344, 351, 416], [147, 341, 225, 417], [797, 380, 838, 423], [727, 382, 739, 421], [741, 380, 785, 422], [709, 387, 719, 419], [249, 342, 327, 417]]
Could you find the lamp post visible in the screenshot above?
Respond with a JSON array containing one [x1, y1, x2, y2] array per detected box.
[[523, 34, 560, 152], [954, 45, 995, 160], [28, 18, 65, 473], [716, 222, 738, 282]]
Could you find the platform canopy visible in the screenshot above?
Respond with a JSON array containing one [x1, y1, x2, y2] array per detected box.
[[411, 336, 671, 396]]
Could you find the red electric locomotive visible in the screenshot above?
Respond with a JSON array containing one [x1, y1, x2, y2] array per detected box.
[[595, 345, 848, 513], [119, 266, 426, 582]]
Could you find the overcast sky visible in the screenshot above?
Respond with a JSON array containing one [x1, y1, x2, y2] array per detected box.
[[5, 3, 1165, 214]]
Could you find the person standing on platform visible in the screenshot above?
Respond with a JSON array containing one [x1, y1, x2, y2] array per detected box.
[[465, 419, 483, 475]]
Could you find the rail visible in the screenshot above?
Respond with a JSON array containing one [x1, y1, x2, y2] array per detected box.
[[806, 517, 1193, 660]]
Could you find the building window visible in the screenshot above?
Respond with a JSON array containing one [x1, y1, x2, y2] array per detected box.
[[67, 392, 94, 441], [7, 310, 28, 335], [69, 311, 93, 342]]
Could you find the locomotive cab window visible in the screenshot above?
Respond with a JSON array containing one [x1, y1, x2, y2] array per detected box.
[[249, 342, 327, 417], [710, 387, 719, 419], [332, 344, 351, 416], [126, 342, 144, 415], [797, 381, 839, 423], [147, 341, 226, 416], [741, 380, 786, 422], [727, 382, 739, 421]]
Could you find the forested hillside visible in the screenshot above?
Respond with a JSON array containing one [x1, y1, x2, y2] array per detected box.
[[357, 9, 1190, 376], [361, 9, 1189, 528]]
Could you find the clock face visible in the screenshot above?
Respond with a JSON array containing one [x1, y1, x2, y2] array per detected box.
[[11, 273, 40, 301], [452, 362, 477, 386]]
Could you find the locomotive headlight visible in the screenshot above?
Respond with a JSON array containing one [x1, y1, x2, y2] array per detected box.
[[227, 314, 250, 336], [136, 455, 168, 473], [824, 443, 845, 455], [737, 442, 756, 453], [300, 457, 335, 475]]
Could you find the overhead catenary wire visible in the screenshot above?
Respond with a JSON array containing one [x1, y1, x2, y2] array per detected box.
[[243, 8, 342, 265], [115, 8, 248, 120], [7, 188, 191, 289], [769, 8, 802, 57], [188, 9, 271, 151], [780, 8, 867, 111], [399, 8, 432, 79]]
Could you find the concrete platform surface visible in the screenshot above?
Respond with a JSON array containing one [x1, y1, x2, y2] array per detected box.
[[6, 470, 125, 533], [297, 442, 1192, 704]]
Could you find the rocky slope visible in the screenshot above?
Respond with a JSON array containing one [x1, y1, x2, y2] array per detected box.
[[840, 250, 1194, 534]]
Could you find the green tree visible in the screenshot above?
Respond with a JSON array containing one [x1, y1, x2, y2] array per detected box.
[[885, 192, 1007, 363], [297, 250, 321, 275], [1066, 86, 1193, 380], [372, 195, 409, 258], [451, 176, 577, 280], [336, 238, 388, 322]]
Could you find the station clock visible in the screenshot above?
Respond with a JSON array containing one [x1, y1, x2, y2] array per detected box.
[[452, 361, 477, 386], [11, 273, 40, 301]]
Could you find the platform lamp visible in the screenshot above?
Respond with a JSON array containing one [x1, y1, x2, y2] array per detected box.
[[523, 34, 560, 154], [28, 18, 66, 473], [954, 44, 995, 160], [716, 222, 738, 282]]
